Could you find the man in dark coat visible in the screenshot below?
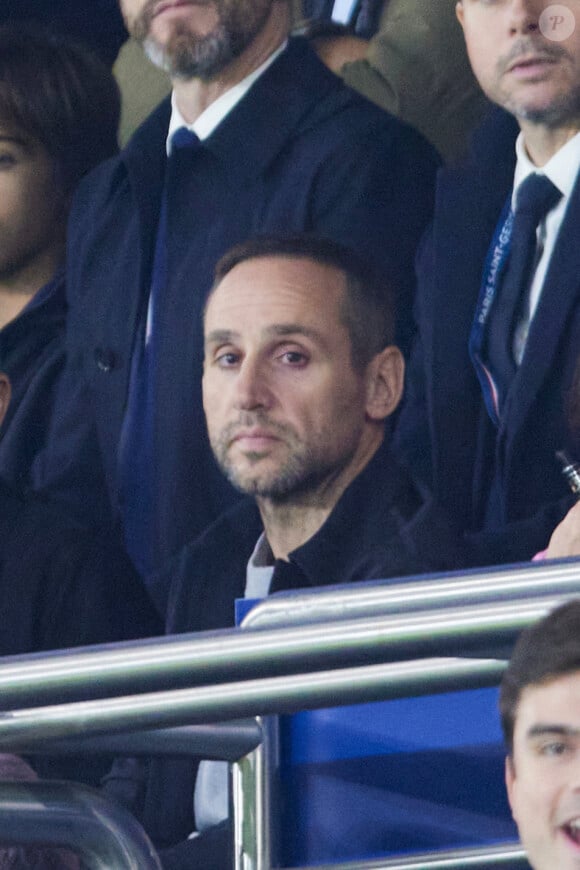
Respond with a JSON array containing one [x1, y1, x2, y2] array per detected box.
[[33, 0, 440, 604], [109, 236, 465, 869], [394, 0, 580, 564], [0, 371, 161, 657]]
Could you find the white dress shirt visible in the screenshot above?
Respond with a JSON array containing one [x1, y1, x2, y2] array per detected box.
[[511, 131, 580, 363]]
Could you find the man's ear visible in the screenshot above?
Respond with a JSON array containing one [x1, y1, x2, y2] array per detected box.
[[364, 345, 405, 422], [456, 1, 464, 27], [505, 755, 518, 820], [0, 373, 11, 428]]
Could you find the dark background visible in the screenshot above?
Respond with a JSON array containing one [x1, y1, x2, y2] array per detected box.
[[0, 0, 128, 64]]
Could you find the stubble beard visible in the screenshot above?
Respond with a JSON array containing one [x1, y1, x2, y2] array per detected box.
[[495, 37, 580, 128], [131, 1, 272, 81], [211, 416, 353, 504], [505, 85, 580, 127]]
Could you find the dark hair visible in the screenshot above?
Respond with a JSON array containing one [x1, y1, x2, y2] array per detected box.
[[211, 234, 396, 370], [0, 23, 120, 194], [499, 599, 580, 754]]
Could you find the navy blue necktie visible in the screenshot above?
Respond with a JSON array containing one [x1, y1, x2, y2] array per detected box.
[[119, 127, 201, 579], [486, 172, 561, 415]]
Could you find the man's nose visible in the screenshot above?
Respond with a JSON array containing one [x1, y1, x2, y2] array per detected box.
[[233, 357, 272, 410], [507, 0, 543, 35]]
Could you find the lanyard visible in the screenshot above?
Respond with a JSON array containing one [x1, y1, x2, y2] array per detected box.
[[468, 196, 513, 427]]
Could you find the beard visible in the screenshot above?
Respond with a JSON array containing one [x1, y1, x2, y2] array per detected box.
[[211, 414, 356, 503], [129, 1, 273, 80], [496, 37, 580, 127]]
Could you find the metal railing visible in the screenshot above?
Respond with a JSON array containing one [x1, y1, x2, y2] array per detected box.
[[242, 558, 580, 630], [0, 559, 576, 713], [0, 560, 574, 868], [296, 843, 528, 869], [0, 780, 161, 869]]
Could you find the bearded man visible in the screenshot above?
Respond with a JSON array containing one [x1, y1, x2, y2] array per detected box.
[[394, 0, 580, 565], [104, 234, 464, 870], [33, 0, 439, 610]]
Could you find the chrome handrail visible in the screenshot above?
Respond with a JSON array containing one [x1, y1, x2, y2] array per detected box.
[[0, 780, 161, 869], [296, 842, 528, 868], [0, 656, 505, 747], [0, 584, 575, 711], [242, 558, 580, 630], [0, 563, 565, 869], [15, 719, 262, 760]]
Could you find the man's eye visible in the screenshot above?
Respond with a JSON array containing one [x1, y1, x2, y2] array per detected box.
[[215, 352, 239, 367], [540, 741, 570, 757], [0, 153, 16, 168], [280, 351, 307, 365]]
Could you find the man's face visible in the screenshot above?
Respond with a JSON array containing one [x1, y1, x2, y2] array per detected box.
[[120, 0, 274, 79], [0, 124, 66, 287], [506, 671, 580, 869], [203, 256, 390, 502], [457, 0, 580, 127]]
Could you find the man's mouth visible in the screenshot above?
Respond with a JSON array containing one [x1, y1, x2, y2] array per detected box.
[[562, 817, 580, 846], [231, 429, 280, 447], [506, 52, 559, 76], [152, 0, 195, 20]]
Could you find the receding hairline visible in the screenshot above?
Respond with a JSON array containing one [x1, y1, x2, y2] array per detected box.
[[206, 251, 351, 315]]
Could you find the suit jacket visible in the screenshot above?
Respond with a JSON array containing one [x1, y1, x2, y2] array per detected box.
[[394, 108, 580, 562], [0, 272, 66, 490], [34, 37, 439, 596], [0, 479, 161, 656], [133, 440, 465, 854]]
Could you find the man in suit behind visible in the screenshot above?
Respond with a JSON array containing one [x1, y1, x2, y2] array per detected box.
[[33, 0, 439, 611], [394, 0, 580, 564]]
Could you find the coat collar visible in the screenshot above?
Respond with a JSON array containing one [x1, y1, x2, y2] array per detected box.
[[121, 37, 342, 191], [274, 441, 425, 590]]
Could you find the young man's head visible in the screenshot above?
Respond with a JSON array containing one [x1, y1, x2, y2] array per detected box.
[[0, 24, 120, 295], [120, 0, 291, 80], [202, 235, 404, 506], [500, 599, 580, 869]]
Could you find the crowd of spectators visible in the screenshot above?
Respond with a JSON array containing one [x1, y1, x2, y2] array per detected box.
[[1, 1, 580, 868]]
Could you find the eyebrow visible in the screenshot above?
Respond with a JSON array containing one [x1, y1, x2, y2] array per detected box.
[[0, 134, 29, 149], [204, 323, 325, 346], [0, 132, 26, 145], [527, 725, 580, 739]]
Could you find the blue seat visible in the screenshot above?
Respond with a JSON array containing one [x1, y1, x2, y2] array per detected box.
[[236, 593, 517, 867], [279, 688, 516, 865]]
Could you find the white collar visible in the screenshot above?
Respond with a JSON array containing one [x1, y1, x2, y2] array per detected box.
[[166, 40, 287, 154], [513, 130, 580, 205]]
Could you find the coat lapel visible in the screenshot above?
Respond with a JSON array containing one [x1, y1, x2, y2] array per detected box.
[[428, 112, 516, 516], [505, 168, 580, 438]]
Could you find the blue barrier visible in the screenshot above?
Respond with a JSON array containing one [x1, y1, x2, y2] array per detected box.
[[279, 689, 516, 865], [235, 600, 517, 867]]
